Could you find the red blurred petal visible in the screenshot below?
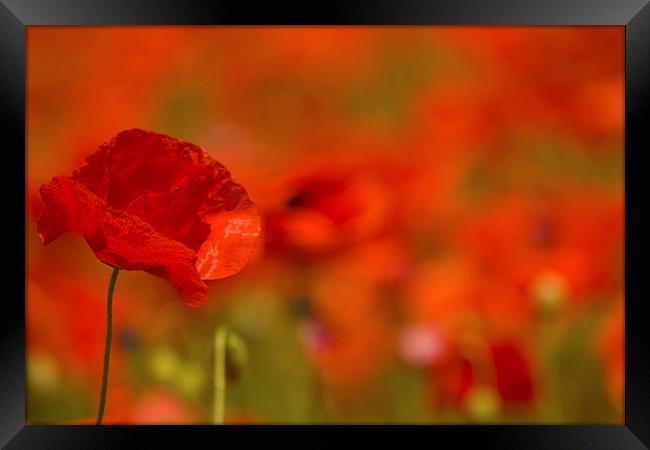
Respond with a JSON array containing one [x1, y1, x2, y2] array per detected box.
[[490, 342, 535, 405], [433, 356, 474, 408]]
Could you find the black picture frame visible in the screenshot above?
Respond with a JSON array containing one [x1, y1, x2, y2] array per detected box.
[[2, 0, 649, 448]]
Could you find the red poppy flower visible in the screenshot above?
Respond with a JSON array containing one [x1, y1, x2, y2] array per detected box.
[[429, 340, 535, 411], [37, 129, 261, 306]]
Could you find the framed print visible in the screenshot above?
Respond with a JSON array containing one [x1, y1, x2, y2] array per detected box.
[[1, 0, 649, 448]]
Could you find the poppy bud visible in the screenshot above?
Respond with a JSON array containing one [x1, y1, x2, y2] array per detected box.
[[532, 270, 567, 315], [464, 385, 501, 421], [225, 332, 248, 382], [28, 352, 60, 394]]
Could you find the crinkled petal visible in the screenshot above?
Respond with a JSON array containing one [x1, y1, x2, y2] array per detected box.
[[38, 176, 104, 245], [196, 201, 261, 280], [124, 175, 214, 249], [38, 176, 208, 306], [73, 128, 215, 209]]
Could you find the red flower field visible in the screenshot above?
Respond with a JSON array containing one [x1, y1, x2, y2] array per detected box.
[[26, 26, 623, 424]]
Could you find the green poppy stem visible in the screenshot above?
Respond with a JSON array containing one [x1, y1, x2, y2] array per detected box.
[[96, 266, 120, 425], [213, 326, 227, 424]]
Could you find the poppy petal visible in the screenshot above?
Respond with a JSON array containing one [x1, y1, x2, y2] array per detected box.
[[73, 128, 215, 208], [124, 174, 214, 248], [196, 201, 261, 280], [38, 176, 208, 306]]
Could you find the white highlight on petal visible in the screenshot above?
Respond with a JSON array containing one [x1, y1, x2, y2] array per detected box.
[[225, 217, 258, 238], [195, 246, 220, 278], [195, 204, 261, 280]]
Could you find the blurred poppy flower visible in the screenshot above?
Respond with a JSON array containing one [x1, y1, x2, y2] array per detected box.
[[403, 258, 481, 335], [264, 156, 395, 257], [489, 341, 535, 406], [131, 390, 200, 424], [431, 353, 474, 409], [429, 339, 535, 413], [67, 388, 198, 424], [37, 129, 261, 306], [456, 194, 623, 308]]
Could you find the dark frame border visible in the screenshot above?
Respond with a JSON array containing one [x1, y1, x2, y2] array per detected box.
[[2, 1, 649, 448]]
